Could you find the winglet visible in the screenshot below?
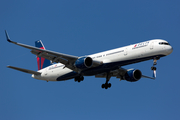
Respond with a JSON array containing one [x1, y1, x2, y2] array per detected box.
[[5, 30, 12, 42], [5, 30, 17, 44]]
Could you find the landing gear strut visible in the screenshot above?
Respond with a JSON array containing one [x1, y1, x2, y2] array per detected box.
[[102, 72, 112, 89]]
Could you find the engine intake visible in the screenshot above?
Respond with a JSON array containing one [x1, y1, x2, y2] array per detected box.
[[124, 69, 142, 82], [74, 57, 93, 69]]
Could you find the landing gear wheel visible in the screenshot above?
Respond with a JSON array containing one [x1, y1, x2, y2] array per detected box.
[[101, 83, 111, 89], [151, 67, 157, 70], [101, 84, 105, 88], [108, 83, 111, 88], [74, 76, 84, 83], [101, 72, 112, 89]]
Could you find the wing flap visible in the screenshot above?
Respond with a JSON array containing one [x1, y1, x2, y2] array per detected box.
[[30, 50, 77, 71], [7, 66, 41, 75]]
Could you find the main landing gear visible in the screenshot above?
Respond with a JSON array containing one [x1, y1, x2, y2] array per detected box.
[[101, 72, 112, 89], [74, 76, 84, 83]]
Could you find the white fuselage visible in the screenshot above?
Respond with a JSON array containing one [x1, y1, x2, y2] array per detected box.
[[32, 39, 173, 81]]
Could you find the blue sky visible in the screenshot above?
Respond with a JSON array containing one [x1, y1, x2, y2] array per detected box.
[[1, 0, 180, 120]]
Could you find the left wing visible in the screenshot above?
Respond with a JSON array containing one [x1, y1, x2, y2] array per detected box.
[[5, 30, 79, 72]]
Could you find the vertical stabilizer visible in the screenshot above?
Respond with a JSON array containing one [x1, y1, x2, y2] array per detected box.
[[35, 40, 51, 70]]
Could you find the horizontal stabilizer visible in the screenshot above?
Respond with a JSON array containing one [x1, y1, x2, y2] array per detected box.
[[7, 66, 41, 75]]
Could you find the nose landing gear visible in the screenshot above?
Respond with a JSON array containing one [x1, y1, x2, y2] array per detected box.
[[151, 57, 160, 71], [151, 57, 160, 78]]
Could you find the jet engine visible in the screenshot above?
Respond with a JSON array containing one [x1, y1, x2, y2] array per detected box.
[[124, 69, 142, 82], [74, 57, 93, 69], [74, 56, 103, 70]]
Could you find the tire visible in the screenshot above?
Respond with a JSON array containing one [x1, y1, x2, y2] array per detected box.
[[151, 67, 157, 70], [102, 84, 105, 88]]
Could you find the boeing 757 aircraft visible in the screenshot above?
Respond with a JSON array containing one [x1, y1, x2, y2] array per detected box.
[[5, 31, 173, 89]]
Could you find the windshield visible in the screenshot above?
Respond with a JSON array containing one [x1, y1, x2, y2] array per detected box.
[[159, 42, 170, 45]]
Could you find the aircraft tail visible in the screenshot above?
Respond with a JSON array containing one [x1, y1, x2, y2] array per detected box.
[[35, 40, 51, 70]]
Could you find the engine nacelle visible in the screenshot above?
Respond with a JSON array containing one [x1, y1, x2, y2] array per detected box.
[[74, 57, 93, 69], [124, 69, 142, 82]]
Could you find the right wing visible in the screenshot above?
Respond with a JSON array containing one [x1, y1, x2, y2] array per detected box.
[[95, 67, 156, 80], [5, 30, 79, 72]]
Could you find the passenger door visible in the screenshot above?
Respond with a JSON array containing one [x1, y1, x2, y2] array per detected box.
[[150, 41, 154, 50], [124, 47, 128, 56]]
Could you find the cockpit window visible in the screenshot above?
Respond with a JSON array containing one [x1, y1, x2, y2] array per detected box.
[[159, 42, 170, 45]]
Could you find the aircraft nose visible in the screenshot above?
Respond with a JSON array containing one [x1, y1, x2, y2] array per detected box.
[[167, 46, 173, 55]]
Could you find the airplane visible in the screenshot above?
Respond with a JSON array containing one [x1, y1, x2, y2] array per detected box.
[[5, 30, 173, 89]]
